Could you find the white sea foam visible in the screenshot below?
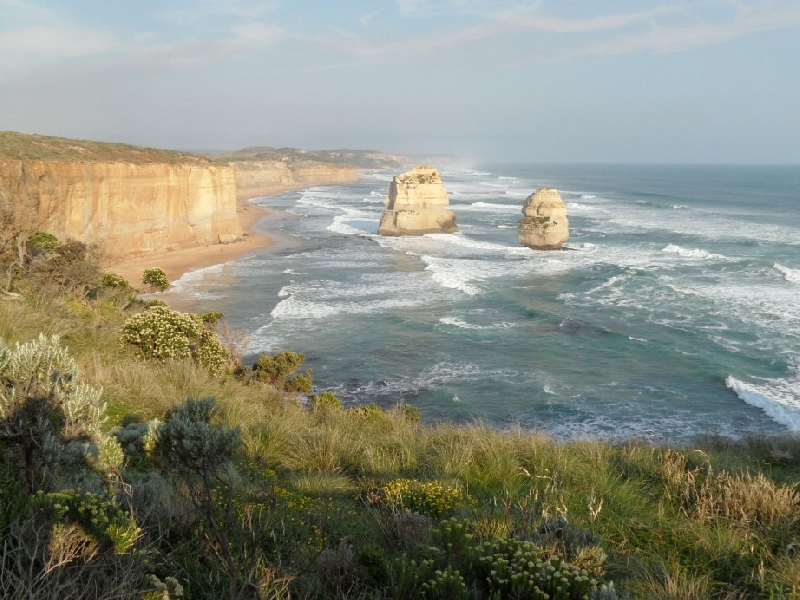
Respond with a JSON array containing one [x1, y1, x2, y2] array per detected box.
[[662, 244, 726, 260], [671, 204, 689, 209], [422, 255, 483, 296], [580, 194, 596, 200], [168, 263, 227, 296], [327, 213, 378, 235], [439, 317, 516, 330], [566, 202, 598, 212], [727, 374, 800, 431], [463, 201, 518, 212], [774, 263, 800, 284]]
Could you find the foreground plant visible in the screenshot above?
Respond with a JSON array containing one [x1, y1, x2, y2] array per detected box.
[[120, 305, 229, 375]]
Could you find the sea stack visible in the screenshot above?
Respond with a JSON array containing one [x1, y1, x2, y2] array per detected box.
[[518, 188, 569, 250], [377, 166, 458, 236]]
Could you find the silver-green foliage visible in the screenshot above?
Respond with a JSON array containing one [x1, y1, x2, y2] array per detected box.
[[120, 305, 228, 375], [155, 397, 240, 473], [0, 333, 123, 486]]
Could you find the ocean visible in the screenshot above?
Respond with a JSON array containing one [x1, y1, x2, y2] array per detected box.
[[171, 163, 800, 443]]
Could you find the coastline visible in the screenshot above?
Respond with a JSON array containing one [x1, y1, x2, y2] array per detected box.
[[105, 185, 307, 286]]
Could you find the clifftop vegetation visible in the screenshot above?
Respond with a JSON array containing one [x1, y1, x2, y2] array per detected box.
[[1, 195, 800, 599], [206, 146, 407, 170], [0, 131, 211, 164], [0, 131, 406, 170]]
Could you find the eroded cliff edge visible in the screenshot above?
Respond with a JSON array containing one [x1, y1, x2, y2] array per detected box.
[[0, 133, 401, 262], [0, 159, 242, 261]]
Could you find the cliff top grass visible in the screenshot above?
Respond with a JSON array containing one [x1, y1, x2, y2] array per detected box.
[[0, 130, 406, 170], [208, 145, 406, 169], [0, 130, 211, 164]]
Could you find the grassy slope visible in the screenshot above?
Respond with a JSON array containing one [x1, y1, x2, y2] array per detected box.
[[2, 289, 800, 598]]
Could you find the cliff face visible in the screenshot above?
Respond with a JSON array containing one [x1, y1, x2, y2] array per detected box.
[[231, 161, 357, 199], [518, 188, 569, 250], [0, 160, 242, 259], [378, 166, 458, 236]]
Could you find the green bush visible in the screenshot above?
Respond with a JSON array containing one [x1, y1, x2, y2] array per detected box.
[[120, 305, 229, 375], [141, 267, 169, 291], [35, 489, 141, 553], [251, 350, 313, 392], [101, 271, 131, 289], [311, 390, 343, 413], [349, 403, 384, 420], [155, 397, 240, 474], [382, 478, 466, 517], [285, 369, 313, 393], [27, 231, 61, 255]]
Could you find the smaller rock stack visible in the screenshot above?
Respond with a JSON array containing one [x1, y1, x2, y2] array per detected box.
[[378, 166, 458, 236], [518, 188, 569, 250]]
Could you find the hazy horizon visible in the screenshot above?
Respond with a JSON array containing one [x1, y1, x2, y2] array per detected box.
[[2, 1, 799, 164]]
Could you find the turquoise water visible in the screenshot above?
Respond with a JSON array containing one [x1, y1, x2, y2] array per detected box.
[[172, 164, 800, 442]]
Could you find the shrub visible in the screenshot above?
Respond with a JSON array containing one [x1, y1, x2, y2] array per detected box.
[[155, 397, 240, 474], [382, 478, 465, 517], [120, 305, 229, 375], [141, 267, 169, 291], [311, 390, 343, 413], [421, 565, 469, 599], [35, 488, 141, 554], [285, 369, 313, 393], [101, 271, 131, 289], [349, 403, 384, 421], [251, 351, 313, 392], [24, 239, 102, 299], [0, 333, 121, 489], [27, 231, 61, 255]]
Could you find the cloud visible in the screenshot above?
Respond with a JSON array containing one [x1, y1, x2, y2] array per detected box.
[[396, 0, 428, 16], [359, 12, 379, 27], [0, 21, 121, 76], [318, 1, 800, 66]]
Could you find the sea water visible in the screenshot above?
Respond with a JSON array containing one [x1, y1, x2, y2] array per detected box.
[[172, 164, 800, 442]]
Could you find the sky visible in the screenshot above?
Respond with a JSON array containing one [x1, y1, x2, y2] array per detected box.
[[1, 0, 799, 163]]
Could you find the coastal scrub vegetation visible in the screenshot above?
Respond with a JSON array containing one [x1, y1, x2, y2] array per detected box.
[[1, 235, 800, 598]]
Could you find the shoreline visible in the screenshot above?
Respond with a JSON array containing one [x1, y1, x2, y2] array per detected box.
[[105, 184, 309, 286]]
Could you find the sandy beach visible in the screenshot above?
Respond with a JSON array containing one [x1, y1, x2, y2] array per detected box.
[[105, 185, 305, 286]]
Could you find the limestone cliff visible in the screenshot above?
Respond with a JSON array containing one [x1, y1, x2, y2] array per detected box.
[[231, 161, 357, 199], [0, 160, 242, 259], [518, 188, 569, 250], [378, 166, 457, 236]]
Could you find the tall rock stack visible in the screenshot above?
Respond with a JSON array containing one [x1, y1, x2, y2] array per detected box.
[[378, 166, 458, 236], [518, 188, 569, 250]]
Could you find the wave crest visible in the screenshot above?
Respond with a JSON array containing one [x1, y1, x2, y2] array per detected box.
[[726, 374, 800, 432], [774, 263, 800, 284]]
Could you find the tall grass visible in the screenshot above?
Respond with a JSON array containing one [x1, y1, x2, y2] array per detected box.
[[4, 292, 800, 597]]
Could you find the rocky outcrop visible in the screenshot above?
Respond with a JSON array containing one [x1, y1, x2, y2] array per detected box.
[[232, 161, 357, 199], [378, 166, 457, 236], [0, 160, 242, 260], [518, 188, 569, 250]]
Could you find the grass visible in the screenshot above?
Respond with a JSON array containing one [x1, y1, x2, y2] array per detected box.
[[2, 288, 800, 598], [0, 130, 209, 164]]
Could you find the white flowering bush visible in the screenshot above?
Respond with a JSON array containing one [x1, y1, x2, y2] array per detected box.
[[142, 267, 169, 291], [120, 306, 229, 375]]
